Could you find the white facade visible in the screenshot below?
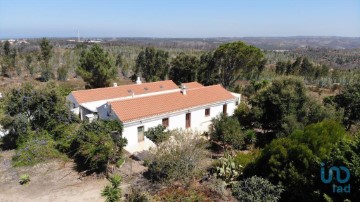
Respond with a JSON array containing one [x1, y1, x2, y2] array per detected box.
[[113, 100, 238, 151]]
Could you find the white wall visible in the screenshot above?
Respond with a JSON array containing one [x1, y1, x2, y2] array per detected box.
[[121, 99, 238, 149]]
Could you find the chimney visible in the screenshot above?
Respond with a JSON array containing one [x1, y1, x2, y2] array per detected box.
[[181, 84, 187, 95], [136, 77, 142, 84], [113, 83, 118, 87]]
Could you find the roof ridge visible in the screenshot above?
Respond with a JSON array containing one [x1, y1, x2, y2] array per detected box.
[[72, 80, 175, 93], [109, 84, 226, 104]]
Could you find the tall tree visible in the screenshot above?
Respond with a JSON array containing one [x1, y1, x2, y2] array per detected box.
[[3, 40, 11, 56], [212, 41, 266, 88], [135, 47, 169, 82], [169, 52, 199, 84], [39, 38, 53, 81], [77, 44, 116, 89], [332, 82, 360, 130], [197, 52, 217, 86]]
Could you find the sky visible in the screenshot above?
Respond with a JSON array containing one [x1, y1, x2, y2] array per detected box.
[[0, 0, 359, 38]]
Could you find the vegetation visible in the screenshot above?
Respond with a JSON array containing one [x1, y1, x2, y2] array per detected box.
[[77, 44, 117, 88], [211, 41, 266, 88], [1, 38, 360, 201], [232, 176, 284, 202], [209, 114, 245, 149], [102, 174, 122, 202], [331, 82, 360, 130], [144, 125, 170, 145], [19, 174, 30, 185], [73, 120, 127, 172], [135, 47, 169, 82], [146, 130, 207, 184]]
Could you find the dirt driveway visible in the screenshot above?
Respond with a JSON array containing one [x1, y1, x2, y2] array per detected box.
[[0, 150, 135, 202]]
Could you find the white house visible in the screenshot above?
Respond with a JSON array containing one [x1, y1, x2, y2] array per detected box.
[[67, 79, 241, 153]]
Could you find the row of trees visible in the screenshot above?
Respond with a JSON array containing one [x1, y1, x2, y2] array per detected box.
[[134, 42, 266, 89]]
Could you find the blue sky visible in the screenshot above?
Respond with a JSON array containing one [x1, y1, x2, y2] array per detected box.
[[0, 0, 359, 38]]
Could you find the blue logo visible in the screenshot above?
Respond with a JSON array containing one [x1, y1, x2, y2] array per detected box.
[[320, 163, 351, 193]]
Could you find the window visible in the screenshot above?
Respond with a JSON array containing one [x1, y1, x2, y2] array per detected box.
[[137, 126, 144, 142], [162, 118, 169, 128], [223, 104, 227, 115], [186, 113, 191, 128], [205, 108, 210, 117]]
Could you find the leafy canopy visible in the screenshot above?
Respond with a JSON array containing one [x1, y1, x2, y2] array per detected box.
[[77, 44, 117, 89]]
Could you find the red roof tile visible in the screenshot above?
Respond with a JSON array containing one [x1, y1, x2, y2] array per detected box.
[[71, 80, 178, 104], [110, 85, 235, 122], [182, 82, 204, 89]]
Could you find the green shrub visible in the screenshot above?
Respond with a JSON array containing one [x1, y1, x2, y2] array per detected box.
[[146, 130, 207, 184], [102, 174, 122, 202], [233, 149, 260, 170], [73, 120, 127, 172], [12, 131, 64, 166], [144, 125, 170, 144], [210, 114, 245, 149], [19, 174, 30, 185], [232, 176, 284, 202]]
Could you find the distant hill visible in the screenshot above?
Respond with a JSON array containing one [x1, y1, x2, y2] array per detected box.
[[98, 36, 360, 50]]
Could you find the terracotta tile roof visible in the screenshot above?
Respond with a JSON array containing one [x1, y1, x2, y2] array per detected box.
[[110, 85, 235, 122], [182, 82, 204, 89], [71, 80, 178, 104]]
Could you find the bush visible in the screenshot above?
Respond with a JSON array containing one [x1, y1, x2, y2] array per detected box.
[[57, 66, 68, 81], [233, 149, 260, 170], [12, 131, 64, 166], [126, 187, 153, 202], [73, 120, 127, 172], [146, 130, 207, 184], [102, 174, 122, 202], [19, 174, 30, 185], [232, 176, 284, 202], [210, 114, 245, 149], [144, 125, 170, 144]]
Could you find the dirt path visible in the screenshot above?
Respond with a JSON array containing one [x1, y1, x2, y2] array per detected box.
[[0, 150, 108, 202], [0, 150, 150, 202]]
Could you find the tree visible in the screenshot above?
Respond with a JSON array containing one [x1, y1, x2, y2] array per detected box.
[[209, 114, 245, 149], [76, 44, 117, 89], [0, 82, 77, 149], [25, 55, 35, 77], [246, 120, 347, 202], [212, 41, 266, 88], [169, 52, 199, 84], [197, 51, 217, 86], [3, 40, 11, 56], [57, 66, 68, 81], [332, 82, 360, 130], [135, 47, 169, 82], [232, 176, 284, 202], [248, 77, 339, 136], [73, 120, 126, 172], [1, 40, 15, 77], [39, 38, 53, 81], [275, 61, 287, 75]]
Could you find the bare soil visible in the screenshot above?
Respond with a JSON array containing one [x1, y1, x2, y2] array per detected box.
[[0, 150, 149, 202]]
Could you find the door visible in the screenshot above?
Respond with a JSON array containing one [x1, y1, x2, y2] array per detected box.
[[137, 126, 144, 142], [186, 113, 191, 128], [223, 104, 227, 115]]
